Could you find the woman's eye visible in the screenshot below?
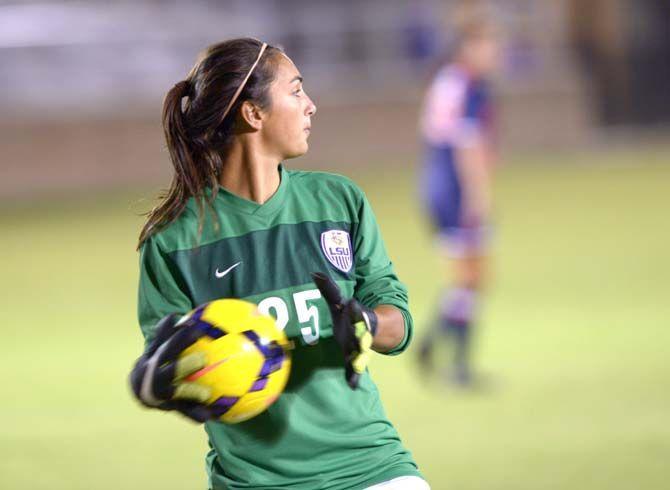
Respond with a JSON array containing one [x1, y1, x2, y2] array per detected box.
[[293, 88, 303, 96]]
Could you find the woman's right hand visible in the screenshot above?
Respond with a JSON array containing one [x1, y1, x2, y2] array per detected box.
[[129, 314, 219, 423]]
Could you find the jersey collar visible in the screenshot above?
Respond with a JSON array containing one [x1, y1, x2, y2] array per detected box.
[[214, 164, 289, 217]]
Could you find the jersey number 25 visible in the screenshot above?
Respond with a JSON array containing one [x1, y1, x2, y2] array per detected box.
[[257, 289, 322, 345]]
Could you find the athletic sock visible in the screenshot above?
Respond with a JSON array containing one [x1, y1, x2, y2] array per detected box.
[[440, 287, 477, 381]]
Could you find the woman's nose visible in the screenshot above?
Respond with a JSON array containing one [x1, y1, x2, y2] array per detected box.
[[306, 96, 317, 116]]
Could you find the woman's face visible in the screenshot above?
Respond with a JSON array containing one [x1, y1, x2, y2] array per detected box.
[[260, 54, 317, 160], [464, 35, 500, 77]]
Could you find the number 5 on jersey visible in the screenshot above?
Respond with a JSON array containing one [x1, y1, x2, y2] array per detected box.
[[257, 289, 322, 345]]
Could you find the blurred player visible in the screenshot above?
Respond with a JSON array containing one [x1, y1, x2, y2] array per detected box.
[[417, 17, 500, 386]]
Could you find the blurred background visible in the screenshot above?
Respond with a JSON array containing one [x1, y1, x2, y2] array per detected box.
[[2, 0, 669, 489]]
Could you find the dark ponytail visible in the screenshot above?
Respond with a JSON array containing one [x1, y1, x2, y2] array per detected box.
[[138, 38, 282, 248]]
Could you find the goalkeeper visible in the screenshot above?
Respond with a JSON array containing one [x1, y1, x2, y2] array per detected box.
[[129, 38, 429, 490]]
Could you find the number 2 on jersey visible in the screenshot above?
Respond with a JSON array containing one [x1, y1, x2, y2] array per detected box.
[[257, 289, 322, 345]]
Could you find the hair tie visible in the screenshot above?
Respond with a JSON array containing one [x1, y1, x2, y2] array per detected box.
[[175, 79, 192, 98]]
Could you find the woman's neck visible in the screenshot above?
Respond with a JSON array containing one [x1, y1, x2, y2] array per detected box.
[[219, 141, 281, 204]]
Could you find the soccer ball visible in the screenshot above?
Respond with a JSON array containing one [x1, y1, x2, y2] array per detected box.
[[177, 299, 292, 424]]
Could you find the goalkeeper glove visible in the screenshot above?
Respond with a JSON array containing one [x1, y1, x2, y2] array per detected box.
[[311, 272, 378, 389], [129, 314, 219, 423]]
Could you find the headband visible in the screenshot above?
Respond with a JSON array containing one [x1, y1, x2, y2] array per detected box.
[[220, 42, 268, 121]]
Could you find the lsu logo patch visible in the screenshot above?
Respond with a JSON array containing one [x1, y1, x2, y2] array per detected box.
[[321, 230, 353, 273]]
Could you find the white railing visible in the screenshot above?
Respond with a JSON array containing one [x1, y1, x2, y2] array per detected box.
[[0, 0, 573, 116]]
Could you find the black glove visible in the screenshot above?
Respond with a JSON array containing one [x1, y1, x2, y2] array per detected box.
[[129, 314, 221, 423], [312, 272, 378, 389]]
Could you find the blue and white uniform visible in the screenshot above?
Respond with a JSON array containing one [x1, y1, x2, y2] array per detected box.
[[419, 64, 494, 256]]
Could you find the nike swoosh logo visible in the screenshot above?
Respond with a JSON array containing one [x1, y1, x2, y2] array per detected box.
[[215, 261, 241, 279], [185, 357, 231, 381]]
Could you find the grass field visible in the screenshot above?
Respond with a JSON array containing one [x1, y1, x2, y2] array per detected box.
[[2, 147, 669, 489]]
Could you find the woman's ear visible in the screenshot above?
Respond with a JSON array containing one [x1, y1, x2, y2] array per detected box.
[[239, 100, 264, 130]]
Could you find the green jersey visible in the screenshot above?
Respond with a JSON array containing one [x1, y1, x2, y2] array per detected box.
[[137, 166, 420, 489]]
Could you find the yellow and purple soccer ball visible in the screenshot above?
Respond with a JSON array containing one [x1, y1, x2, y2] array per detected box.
[[177, 299, 292, 424]]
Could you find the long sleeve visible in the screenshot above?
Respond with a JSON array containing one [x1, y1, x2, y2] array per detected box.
[[137, 236, 193, 345], [352, 191, 413, 355]]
